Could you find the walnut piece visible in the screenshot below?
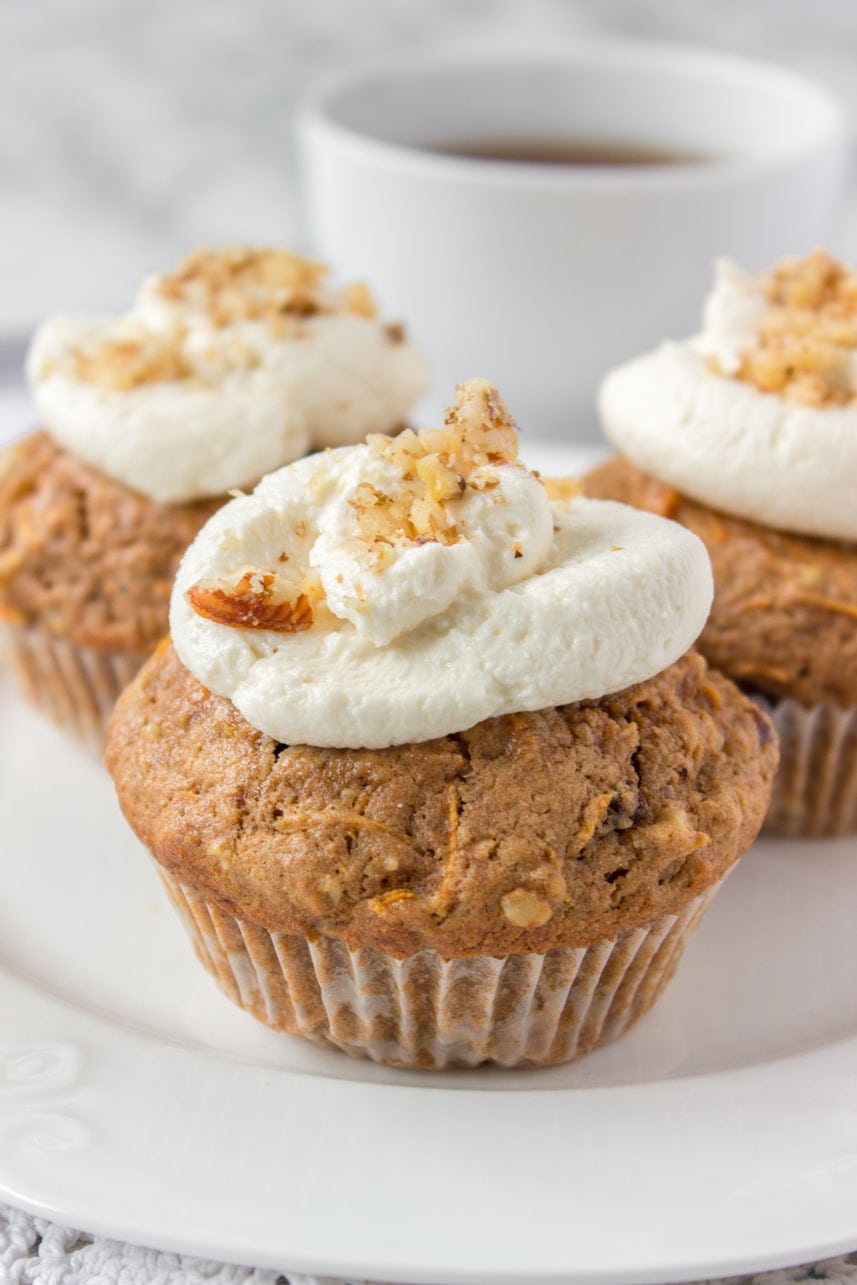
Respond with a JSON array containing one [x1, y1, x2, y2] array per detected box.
[[500, 887, 554, 928], [640, 803, 709, 859], [355, 378, 522, 559], [65, 332, 194, 391], [542, 475, 582, 503], [724, 250, 857, 407], [340, 280, 377, 319], [186, 570, 314, 632]]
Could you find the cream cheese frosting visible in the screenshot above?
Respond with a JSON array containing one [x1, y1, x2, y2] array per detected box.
[[598, 253, 857, 542], [695, 258, 767, 375], [170, 379, 713, 748], [27, 247, 428, 505]]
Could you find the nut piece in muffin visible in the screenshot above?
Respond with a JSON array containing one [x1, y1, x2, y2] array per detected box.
[[1, 245, 427, 747], [590, 250, 857, 836], [106, 379, 776, 1069]]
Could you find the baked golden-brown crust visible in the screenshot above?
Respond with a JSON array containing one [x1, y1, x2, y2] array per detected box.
[[106, 642, 776, 958], [585, 455, 857, 708], [0, 432, 219, 653]]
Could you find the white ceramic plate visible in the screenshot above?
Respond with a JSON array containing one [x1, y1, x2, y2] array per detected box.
[[2, 435, 857, 1285]]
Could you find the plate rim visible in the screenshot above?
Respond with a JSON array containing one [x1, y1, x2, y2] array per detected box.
[[3, 958, 857, 1284]]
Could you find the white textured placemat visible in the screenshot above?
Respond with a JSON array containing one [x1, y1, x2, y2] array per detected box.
[[2, 1201, 856, 1285]]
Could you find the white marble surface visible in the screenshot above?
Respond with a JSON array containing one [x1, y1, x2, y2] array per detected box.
[[2, 0, 857, 335]]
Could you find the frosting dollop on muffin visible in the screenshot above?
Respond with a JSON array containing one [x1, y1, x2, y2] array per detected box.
[[27, 246, 428, 504], [170, 378, 713, 747], [598, 250, 857, 541]]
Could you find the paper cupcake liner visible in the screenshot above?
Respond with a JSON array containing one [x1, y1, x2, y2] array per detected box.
[[756, 695, 857, 837], [158, 871, 720, 1069], [1, 622, 147, 752]]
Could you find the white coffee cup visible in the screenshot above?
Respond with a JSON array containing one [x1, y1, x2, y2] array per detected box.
[[298, 41, 847, 439]]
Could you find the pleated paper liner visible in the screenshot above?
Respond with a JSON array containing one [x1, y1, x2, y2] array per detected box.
[[1, 623, 147, 753], [159, 870, 721, 1069], [756, 695, 857, 837]]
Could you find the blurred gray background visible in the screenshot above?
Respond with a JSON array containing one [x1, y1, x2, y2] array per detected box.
[[2, 0, 857, 333]]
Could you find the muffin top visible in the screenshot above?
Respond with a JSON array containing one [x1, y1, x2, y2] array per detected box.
[[106, 643, 775, 956], [169, 379, 713, 748], [585, 454, 857, 707], [27, 246, 427, 504], [0, 432, 217, 650], [598, 250, 857, 542]]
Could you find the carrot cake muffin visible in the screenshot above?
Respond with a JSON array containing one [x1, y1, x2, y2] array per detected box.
[[1, 246, 427, 747], [106, 379, 776, 1069], [589, 250, 857, 835]]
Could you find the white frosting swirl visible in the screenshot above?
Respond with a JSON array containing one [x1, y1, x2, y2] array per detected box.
[[598, 260, 857, 542], [695, 258, 766, 375], [26, 255, 427, 505], [170, 436, 712, 748]]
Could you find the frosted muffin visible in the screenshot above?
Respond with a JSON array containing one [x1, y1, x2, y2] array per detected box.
[[589, 250, 857, 836], [106, 379, 776, 1069], [1, 246, 427, 747]]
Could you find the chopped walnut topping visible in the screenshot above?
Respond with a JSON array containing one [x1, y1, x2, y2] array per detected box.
[[717, 250, 857, 407], [340, 280, 378, 319], [184, 380, 537, 636], [49, 247, 383, 389], [60, 332, 194, 391], [542, 475, 582, 502], [154, 246, 330, 326], [187, 570, 314, 632], [353, 378, 521, 558], [415, 453, 467, 502], [350, 479, 459, 553]]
